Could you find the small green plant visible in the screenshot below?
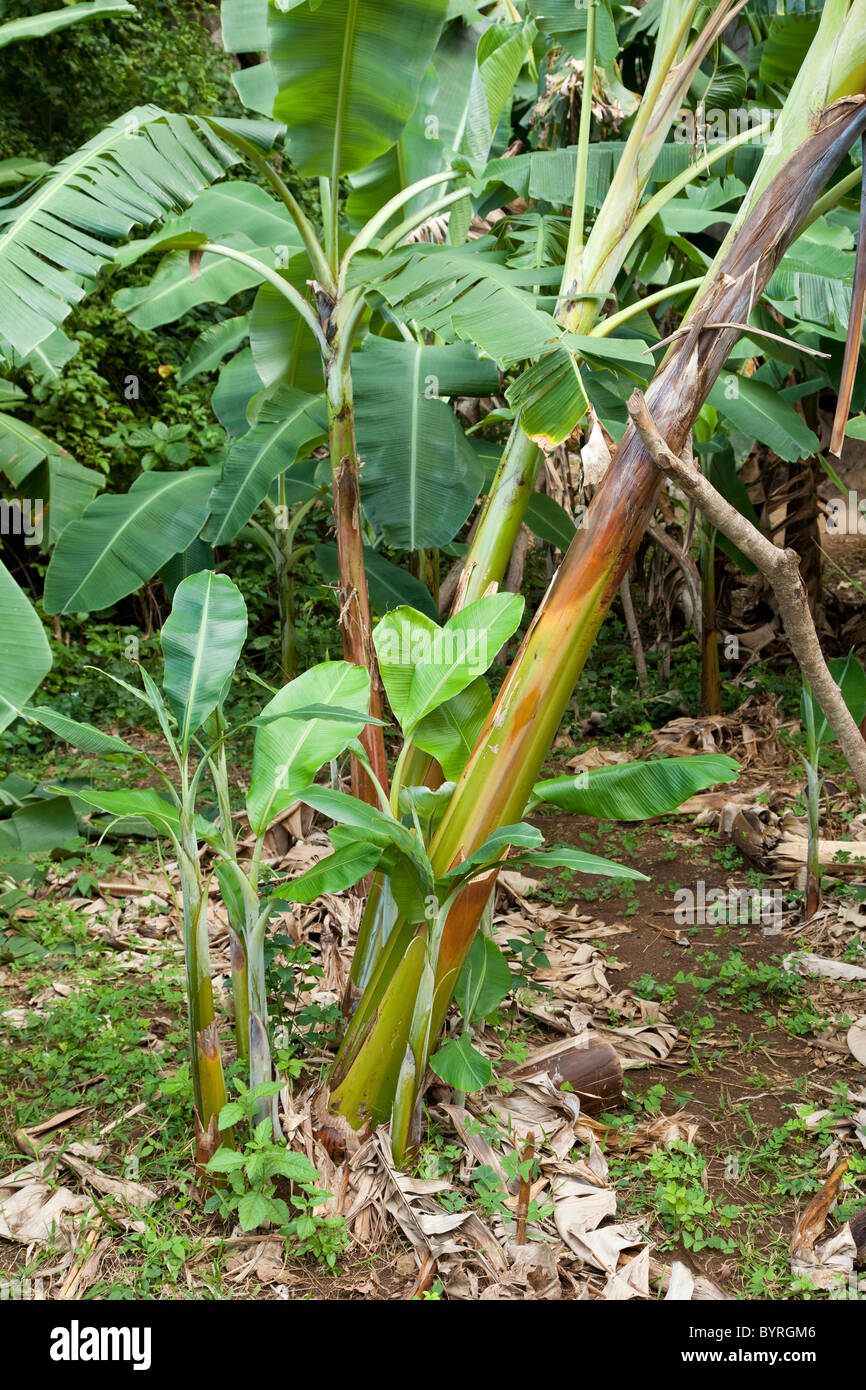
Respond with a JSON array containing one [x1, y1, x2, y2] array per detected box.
[[632, 1083, 668, 1115], [633, 973, 677, 1003], [206, 1081, 347, 1270], [102, 418, 194, 470], [648, 1143, 740, 1253]]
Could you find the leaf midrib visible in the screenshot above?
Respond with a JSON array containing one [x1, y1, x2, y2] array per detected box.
[[180, 572, 213, 750], [408, 343, 422, 551], [332, 0, 361, 188]]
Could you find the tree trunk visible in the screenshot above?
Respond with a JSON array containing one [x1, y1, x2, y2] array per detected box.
[[325, 357, 389, 804]]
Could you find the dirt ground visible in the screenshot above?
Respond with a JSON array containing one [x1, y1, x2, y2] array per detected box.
[[1, 745, 865, 1301]]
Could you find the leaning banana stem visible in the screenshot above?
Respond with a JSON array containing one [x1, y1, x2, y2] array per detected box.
[[333, 84, 866, 1160], [325, 352, 390, 805]]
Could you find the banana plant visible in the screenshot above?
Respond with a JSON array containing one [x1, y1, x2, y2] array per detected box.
[[101, 0, 485, 804], [22, 571, 249, 1159], [268, 594, 663, 1158], [20, 3, 531, 803], [348, 0, 785, 991], [332, 0, 866, 1160], [24, 571, 379, 1140], [330, 598, 739, 1156]]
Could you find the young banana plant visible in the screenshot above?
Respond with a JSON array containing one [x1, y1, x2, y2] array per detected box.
[[329, 597, 739, 1160], [23, 572, 382, 1139], [23, 571, 249, 1158], [114, 0, 473, 806], [265, 593, 672, 1159]]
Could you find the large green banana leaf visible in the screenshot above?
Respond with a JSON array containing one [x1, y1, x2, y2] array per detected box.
[[349, 238, 585, 445], [0, 108, 243, 360], [44, 467, 219, 614], [353, 338, 498, 550], [0, 560, 51, 732], [351, 240, 564, 366], [342, 17, 490, 232], [344, 68, 446, 233], [528, 755, 740, 818], [161, 571, 248, 749], [266, 0, 449, 177]]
